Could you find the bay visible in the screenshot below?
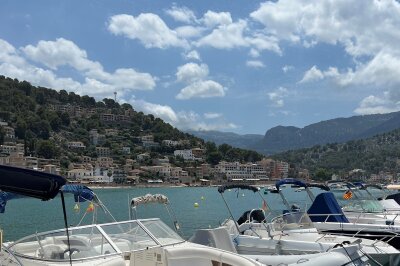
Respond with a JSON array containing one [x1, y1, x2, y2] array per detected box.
[[0, 186, 380, 242]]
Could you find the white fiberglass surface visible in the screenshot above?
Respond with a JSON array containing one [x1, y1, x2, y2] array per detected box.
[[9, 226, 117, 261]]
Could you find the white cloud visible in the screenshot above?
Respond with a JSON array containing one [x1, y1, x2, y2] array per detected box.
[[354, 94, 400, 115], [249, 48, 260, 58], [176, 80, 226, 99], [175, 26, 205, 39], [131, 98, 237, 131], [183, 50, 201, 61], [108, 13, 188, 49], [282, 65, 294, 73], [268, 87, 289, 107], [204, 112, 222, 119], [299, 65, 339, 83], [175, 62, 227, 100], [246, 60, 265, 69], [196, 20, 248, 49], [165, 5, 197, 24], [0, 38, 156, 100], [202, 11, 232, 28], [299, 65, 324, 83], [176, 62, 208, 83]]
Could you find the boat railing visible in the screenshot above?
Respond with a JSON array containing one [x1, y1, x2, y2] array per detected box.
[[1, 244, 24, 266]]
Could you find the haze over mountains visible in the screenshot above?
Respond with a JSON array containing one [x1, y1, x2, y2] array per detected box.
[[190, 112, 400, 155]]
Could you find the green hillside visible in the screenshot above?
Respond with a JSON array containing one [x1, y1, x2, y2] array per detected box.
[[272, 129, 400, 179], [0, 76, 263, 170]]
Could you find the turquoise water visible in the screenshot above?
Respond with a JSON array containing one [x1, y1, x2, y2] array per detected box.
[[0, 186, 384, 242]]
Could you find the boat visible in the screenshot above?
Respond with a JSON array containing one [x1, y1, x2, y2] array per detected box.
[[272, 178, 400, 250], [0, 165, 266, 266], [190, 184, 371, 266]]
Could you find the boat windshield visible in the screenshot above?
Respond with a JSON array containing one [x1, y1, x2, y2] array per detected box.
[[271, 212, 314, 231], [342, 199, 385, 213], [8, 226, 118, 261], [139, 219, 184, 245], [7, 218, 183, 262]]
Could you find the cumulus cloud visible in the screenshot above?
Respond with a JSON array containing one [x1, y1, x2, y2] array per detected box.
[[246, 60, 265, 69], [202, 11, 232, 28], [175, 62, 227, 99], [268, 87, 289, 107], [176, 80, 226, 99], [196, 20, 248, 49], [176, 62, 208, 83], [0, 38, 156, 100], [108, 13, 188, 49], [354, 94, 400, 115], [165, 5, 197, 24], [299, 65, 339, 83], [131, 98, 237, 131], [282, 65, 294, 73], [183, 50, 201, 61]]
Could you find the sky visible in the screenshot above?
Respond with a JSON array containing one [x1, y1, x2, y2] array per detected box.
[[1, 0, 400, 135]]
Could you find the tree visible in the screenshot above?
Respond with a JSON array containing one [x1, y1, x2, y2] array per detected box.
[[36, 140, 58, 159], [207, 151, 222, 165], [0, 127, 4, 145]]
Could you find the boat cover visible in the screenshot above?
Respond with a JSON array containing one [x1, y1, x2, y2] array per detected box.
[[307, 192, 349, 223], [385, 192, 400, 205], [131, 194, 169, 207], [0, 184, 97, 213], [218, 184, 259, 193], [275, 178, 306, 191], [0, 165, 66, 200], [61, 184, 95, 202]]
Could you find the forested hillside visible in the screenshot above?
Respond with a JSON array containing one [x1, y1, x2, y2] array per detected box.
[[272, 129, 400, 179], [0, 76, 263, 168]]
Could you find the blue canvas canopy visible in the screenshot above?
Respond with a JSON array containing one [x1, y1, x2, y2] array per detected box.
[[0, 184, 97, 213], [307, 192, 349, 223], [0, 165, 66, 200], [61, 184, 95, 202], [275, 178, 306, 191]]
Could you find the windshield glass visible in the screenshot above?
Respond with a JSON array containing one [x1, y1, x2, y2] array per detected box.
[[140, 219, 184, 245], [9, 226, 117, 261], [271, 212, 314, 231], [100, 221, 158, 251], [342, 199, 385, 213]]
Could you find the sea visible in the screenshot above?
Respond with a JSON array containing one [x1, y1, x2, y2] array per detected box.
[[0, 186, 387, 242]]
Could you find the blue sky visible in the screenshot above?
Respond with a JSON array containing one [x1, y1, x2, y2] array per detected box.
[[1, 0, 400, 134]]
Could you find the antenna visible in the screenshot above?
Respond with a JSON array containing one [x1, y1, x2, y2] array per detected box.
[[114, 92, 117, 102]]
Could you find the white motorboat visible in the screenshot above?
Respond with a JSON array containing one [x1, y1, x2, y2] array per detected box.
[[0, 165, 266, 266], [272, 179, 400, 250], [190, 184, 371, 266]]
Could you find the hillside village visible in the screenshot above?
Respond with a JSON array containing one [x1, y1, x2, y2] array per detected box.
[[0, 103, 296, 185], [0, 76, 298, 185], [1, 76, 400, 185]]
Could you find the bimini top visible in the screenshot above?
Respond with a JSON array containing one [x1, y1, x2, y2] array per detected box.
[[275, 178, 306, 191], [307, 192, 349, 223], [0, 165, 66, 201], [218, 184, 259, 193], [131, 194, 169, 207], [0, 184, 97, 213]]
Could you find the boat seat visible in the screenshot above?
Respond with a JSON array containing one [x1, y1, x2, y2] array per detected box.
[[37, 244, 66, 260]]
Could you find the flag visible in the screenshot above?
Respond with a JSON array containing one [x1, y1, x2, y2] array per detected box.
[[86, 202, 95, 212], [262, 200, 268, 211], [343, 190, 353, 200]]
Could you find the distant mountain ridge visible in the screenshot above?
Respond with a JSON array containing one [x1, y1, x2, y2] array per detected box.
[[190, 112, 400, 155], [187, 130, 263, 149], [256, 112, 400, 154]]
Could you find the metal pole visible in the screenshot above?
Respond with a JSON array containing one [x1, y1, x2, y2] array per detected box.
[[60, 191, 73, 266], [220, 193, 241, 234]]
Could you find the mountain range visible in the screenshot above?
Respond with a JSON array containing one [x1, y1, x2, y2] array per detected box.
[[190, 112, 400, 155]]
